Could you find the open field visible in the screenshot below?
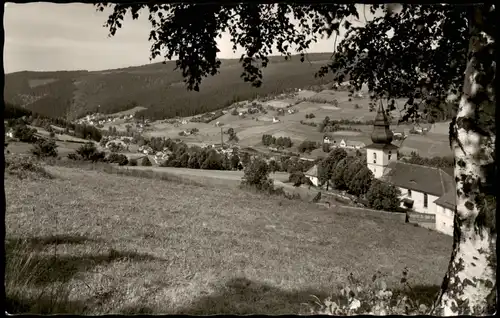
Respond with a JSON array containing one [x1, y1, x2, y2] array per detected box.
[[5, 166, 452, 314], [6, 141, 84, 158]]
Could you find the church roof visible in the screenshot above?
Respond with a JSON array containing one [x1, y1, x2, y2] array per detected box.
[[380, 161, 455, 197], [305, 164, 318, 177], [434, 185, 457, 210], [371, 102, 394, 144]]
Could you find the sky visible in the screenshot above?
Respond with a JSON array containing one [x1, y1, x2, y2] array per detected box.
[[3, 2, 378, 74]]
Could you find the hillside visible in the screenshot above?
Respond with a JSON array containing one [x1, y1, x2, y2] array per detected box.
[[5, 165, 451, 314], [4, 53, 335, 121]]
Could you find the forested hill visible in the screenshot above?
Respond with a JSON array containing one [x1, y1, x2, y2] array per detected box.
[[4, 53, 335, 121]]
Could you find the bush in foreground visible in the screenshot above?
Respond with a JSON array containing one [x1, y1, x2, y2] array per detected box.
[[141, 156, 152, 166], [307, 269, 432, 315], [5, 154, 53, 180], [128, 158, 138, 166], [76, 142, 98, 160], [107, 153, 128, 166], [30, 139, 58, 158], [241, 158, 270, 190]]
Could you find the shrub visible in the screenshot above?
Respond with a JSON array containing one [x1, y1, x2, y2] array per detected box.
[[30, 139, 58, 158], [107, 153, 122, 163], [366, 180, 401, 211], [128, 158, 138, 166], [297, 140, 318, 153], [117, 154, 129, 166], [67, 153, 79, 160], [289, 171, 312, 187], [141, 156, 152, 166], [5, 154, 53, 180], [13, 124, 37, 143], [49, 131, 56, 138], [241, 158, 271, 190], [307, 269, 431, 315], [76, 142, 98, 160], [89, 151, 106, 163]]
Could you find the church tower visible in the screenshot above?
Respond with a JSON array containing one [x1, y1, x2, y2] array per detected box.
[[365, 101, 399, 178]]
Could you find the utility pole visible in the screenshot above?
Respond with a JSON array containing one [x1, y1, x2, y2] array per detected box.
[[220, 126, 224, 148]]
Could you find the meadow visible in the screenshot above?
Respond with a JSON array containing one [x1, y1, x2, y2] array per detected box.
[[119, 87, 453, 159], [5, 163, 452, 314]]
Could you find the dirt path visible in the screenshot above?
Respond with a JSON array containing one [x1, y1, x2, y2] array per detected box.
[[118, 165, 290, 182]]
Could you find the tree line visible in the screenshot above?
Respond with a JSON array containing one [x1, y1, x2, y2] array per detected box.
[[318, 148, 402, 212], [261, 134, 293, 148]]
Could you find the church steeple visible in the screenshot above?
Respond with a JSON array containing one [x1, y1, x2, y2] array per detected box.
[[371, 101, 393, 144]]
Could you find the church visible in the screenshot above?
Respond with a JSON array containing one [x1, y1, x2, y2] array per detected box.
[[364, 103, 456, 236]]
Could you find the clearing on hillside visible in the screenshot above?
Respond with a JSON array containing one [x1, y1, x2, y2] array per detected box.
[[5, 166, 451, 315]]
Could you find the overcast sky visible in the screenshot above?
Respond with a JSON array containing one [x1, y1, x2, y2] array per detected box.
[[4, 3, 377, 74]]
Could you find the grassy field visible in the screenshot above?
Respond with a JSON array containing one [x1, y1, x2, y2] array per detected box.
[[5, 165, 452, 314], [115, 87, 452, 158]]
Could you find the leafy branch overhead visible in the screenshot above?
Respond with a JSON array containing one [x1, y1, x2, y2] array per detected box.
[[96, 3, 474, 121], [96, 2, 359, 91]]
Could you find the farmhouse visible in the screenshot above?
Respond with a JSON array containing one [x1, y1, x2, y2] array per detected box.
[[6, 128, 14, 139], [305, 164, 319, 187], [365, 102, 455, 236], [330, 138, 347, 148], [345, 140, 366, 149]]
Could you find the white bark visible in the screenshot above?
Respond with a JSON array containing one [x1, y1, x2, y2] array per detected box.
[[433, 5, 496, 316]]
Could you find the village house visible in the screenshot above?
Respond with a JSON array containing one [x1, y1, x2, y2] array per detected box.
[[6, 128, 14, 139], [331, 138, 347, 148], [138, 145, 154, 155], [272, 117, 280, 123], [364, 102, 456, 236], [345, 140, 366, 149], [305, 165, 319, 187]]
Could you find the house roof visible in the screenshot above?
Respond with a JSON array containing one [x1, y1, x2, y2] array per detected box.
[[434, 184, 457, 210], [346, 140, 366, 147], [305, 164, 318, 177], [380, 161, 455, 197]]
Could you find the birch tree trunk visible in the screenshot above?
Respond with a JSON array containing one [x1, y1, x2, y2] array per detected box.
[[433, 4, 496, 315]]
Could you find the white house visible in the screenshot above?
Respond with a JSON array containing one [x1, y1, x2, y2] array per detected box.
[[380, 161, 454, 215], [345, 140, 366, 149], [331, 139, 347, 148], [433, 186, 456, 236], [305, 164, 319, 187], [6, 129, 14, 138], [365, 102, 456, 236]]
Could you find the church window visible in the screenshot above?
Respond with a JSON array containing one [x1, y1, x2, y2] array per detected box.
[[424, 193, 428, 208], [373, 152, 377, 164], [408, 189, 412, 197]]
